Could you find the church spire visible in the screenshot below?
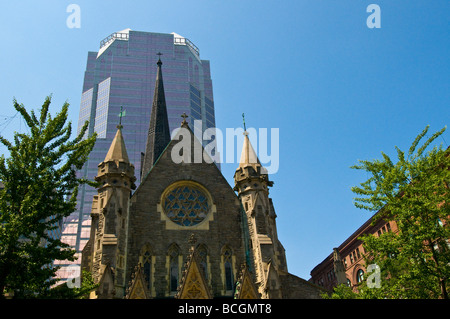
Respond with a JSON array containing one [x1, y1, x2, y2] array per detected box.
[[141, 54, 171, 178]]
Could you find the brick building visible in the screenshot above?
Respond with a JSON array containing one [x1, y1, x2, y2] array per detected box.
[[309, 212, 399, 291]]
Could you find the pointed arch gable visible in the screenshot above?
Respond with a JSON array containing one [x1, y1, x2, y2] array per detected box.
[[221, 244, 233, 255], [234, 263, 260, 299], [176, 246, 212, 299], [126, 264, 150, 299], [140, 243, 154, 255]]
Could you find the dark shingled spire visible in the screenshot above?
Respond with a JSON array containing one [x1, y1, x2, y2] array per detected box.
[[141, 54, 171, 179]]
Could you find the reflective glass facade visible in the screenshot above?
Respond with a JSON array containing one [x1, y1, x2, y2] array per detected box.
[[57, 30, 216, 280], [93, 77, 111, 138]]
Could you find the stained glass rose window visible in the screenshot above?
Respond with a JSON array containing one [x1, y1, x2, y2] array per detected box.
[[163, 183, 210, 226]]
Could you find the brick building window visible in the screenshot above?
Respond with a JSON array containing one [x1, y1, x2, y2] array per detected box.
[[356, 269, 365, 283], [317, 278, 324, 286]]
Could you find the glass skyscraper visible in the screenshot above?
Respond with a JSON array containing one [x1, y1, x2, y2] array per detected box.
[[57, 29, 216, 280]]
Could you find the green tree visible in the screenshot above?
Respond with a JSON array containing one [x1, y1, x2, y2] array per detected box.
[[348, 126, 450, 299], [322, 284, 359, 299], [44, 270, 98, 299], [0, 96, 97, 298]]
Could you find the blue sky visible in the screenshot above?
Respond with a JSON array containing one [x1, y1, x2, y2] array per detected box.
[[0, 1, 448, 280]]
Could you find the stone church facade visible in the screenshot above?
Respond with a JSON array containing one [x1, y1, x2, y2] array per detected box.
[[81, 57, 324, 299]]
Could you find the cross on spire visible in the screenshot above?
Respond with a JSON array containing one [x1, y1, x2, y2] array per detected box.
[[242, 113, 247, 132], [156, 52, 163, 64], [181, 112, 188, 125]]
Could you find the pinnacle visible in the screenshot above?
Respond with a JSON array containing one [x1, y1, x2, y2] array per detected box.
[[104, 126, 130, 163]]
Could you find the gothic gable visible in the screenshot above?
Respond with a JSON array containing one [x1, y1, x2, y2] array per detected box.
[[176, 245, 212, 299], [125, 264, 150, 299], [264, 262, 283, 299], [96, 264, 115, 299], [234, 263, 260, 299], [137, 121, 228, 191]]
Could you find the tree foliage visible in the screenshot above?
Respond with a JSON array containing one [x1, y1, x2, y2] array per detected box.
[[344, 125, 450, 299], [44, 270, 98, 299], [0, 96, 97, 298]]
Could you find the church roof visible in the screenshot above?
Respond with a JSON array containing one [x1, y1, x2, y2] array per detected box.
[[139, 114, 220, 184], [104, 125, 130, 163]]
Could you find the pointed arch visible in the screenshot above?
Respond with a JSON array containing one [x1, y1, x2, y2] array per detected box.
[[196, 244, 209, 280], [221, 245, 235, 294], [167, 243, 182, 294], [139, 243, 154, 295]]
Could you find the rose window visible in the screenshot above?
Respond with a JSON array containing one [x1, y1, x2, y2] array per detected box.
[[163, 184, 210, 226]]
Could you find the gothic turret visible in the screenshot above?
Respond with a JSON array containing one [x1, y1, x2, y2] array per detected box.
[[234, 130, 287, 298], [82, 125, 136, 298], [141, 55, 171, 179]]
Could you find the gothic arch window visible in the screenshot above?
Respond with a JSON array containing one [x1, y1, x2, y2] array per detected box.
[[168, 244, 181, 293], [197, 244, 208, 280], [139, 244, 154, 293], [221, 246, 234, 292]]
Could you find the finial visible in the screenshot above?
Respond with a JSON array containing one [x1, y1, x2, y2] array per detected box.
[[188, 233, 197, 246], [156, 52, 163, 65], [118, 105, 126, 129], [181, 112, 188, 125], [242, 113, 249, 136]]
